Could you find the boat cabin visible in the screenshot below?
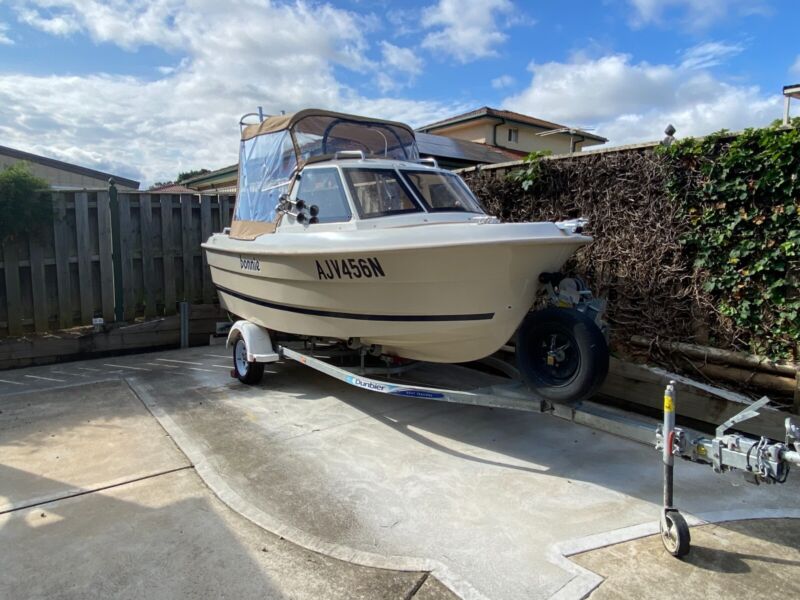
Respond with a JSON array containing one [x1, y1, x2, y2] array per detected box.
[[230, 109, 486, 239]]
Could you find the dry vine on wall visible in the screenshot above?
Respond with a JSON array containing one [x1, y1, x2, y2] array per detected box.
[[463, 150, 706, 352]]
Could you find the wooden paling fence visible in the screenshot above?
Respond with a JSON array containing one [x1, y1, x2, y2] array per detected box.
[[0, 185, 235, 336]]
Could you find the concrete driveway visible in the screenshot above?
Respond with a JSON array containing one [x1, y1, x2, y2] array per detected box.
[[0, 356, 446, 599], [1, 346, 798, 599]]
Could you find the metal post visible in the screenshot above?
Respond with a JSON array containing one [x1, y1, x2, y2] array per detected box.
[[108, 178, 124, 322], [663, 381, 676, 510], [179, 301, 190, 349], [784, 96, 791, 126], [794, 342, 800, 415]]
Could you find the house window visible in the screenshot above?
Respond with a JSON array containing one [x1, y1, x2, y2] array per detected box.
[[507, 128, 519, 143]]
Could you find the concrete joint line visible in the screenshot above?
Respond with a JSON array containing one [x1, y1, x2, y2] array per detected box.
[[126, 378, 490, 600], [0, 377, 120, 398], [547, 508, 800, 600], [0, 466, 194, 515], [404, 572, 430, 600]]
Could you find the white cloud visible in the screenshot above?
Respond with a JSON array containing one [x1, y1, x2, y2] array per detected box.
[[0, 22, 13, 45], [16, 8, 81, 36], [377, 42, 424, 93], [14, 0, 178, 48], [421, 0, 513, 63], [386, 8, 423, 37], [680, 41, 743, 70], [1, 1, 460, 185], [791, 55, 800, 77], [381, 41, 423, 76], [503, 53, 781, 146], [626, 0, 770, 29], [491, 75, 515, 89]]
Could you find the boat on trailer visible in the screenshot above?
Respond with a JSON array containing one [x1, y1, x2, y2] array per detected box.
[[203, 108, 609, 403], [202, 109, 800, 561]]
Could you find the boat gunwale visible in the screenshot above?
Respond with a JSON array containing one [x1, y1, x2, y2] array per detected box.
[[202, 231, 591, 257]]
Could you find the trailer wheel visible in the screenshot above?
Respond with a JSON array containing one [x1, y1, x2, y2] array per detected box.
[[516, 307, 609, 405], [232, 334, 265, 385], [661, 511, 691, 557]]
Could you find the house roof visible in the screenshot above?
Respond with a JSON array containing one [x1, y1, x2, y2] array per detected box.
[[784, 83, 800, 98], [416, 106, 607, 143], [183, 163, 239, 187], [0, 144, 140, 189], [147, 182, 196, 194]]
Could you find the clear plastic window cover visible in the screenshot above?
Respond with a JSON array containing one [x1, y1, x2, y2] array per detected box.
[[235, 131, 296, 222], [293, 116, 419, 161]]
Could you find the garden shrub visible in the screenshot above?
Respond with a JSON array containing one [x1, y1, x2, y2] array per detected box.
[[0, 162, 52, 242]]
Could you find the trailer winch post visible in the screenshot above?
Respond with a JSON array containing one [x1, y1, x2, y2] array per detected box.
[[659, 381, 691, 557], [662, 381, 676, 511]]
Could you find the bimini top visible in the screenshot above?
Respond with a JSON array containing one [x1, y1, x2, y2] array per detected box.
[[231, 109, 419, 240], [242, 109, 418, 156]]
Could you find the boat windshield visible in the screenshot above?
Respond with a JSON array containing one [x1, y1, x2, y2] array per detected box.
[[342, 169, 422, 219], [400, 170, 485, 214], [295, 167, 352, 223]]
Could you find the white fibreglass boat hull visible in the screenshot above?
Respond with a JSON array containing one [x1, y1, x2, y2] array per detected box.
[[203, 222, 588, 362]]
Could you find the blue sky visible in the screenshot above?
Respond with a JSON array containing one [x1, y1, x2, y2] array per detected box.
[[0, 0, 797, 185]]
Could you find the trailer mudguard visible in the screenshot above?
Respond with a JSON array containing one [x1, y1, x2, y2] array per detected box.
[[226, 320, 280, 363]]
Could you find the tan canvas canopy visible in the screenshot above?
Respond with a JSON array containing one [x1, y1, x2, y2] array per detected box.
[[241, 108, 416, 141], [230, 108, 419, 240]]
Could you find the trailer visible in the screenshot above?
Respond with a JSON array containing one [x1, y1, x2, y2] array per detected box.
[[225, 319, 800, 557]]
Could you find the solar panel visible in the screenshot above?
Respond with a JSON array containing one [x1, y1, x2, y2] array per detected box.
[[415, 133, 509, 165]]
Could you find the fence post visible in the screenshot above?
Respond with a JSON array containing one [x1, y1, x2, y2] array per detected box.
[[179, 301, 190, 349], [109, 179, 125, 322]]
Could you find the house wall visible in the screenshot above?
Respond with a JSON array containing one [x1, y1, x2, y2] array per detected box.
[[501, 124, 574, 154], [0, 155, 138, 190], [432, 122, 492, 145], [429, 119, 604, 155]]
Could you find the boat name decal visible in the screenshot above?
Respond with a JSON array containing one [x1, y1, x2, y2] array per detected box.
[[240, 256, 261, 272], [316, 257, 385, 280]]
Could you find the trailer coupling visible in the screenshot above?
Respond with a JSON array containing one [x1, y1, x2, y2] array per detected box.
[[656, 394, 800, 485]]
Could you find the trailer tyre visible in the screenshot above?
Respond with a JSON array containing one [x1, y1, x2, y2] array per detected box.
[[232, 334, 265, 385], [661, 511, 691, 557], [516, 307, 609, 405]]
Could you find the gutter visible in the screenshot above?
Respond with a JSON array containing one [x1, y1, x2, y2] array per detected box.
[[492, 117, 507, 148], [571, 134, 585, 153]]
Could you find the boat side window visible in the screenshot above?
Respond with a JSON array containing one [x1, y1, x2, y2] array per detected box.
[[342, 169, 422, 219], [295, 168, 352, 223], [401, 170, 485, 213]]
